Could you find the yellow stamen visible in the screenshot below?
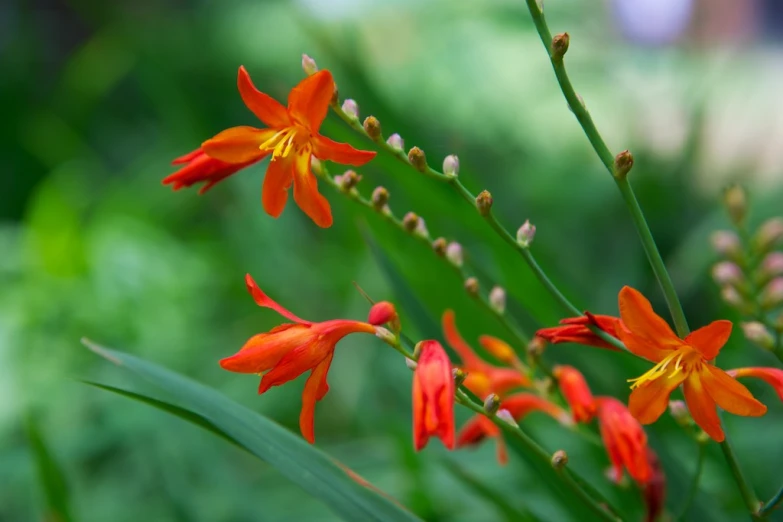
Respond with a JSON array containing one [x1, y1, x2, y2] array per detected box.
[[627, 349, 687, 389], [259, 127, 299, 159]]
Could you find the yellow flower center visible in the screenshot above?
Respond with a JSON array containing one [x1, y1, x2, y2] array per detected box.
[[627, 346, 701, 389], [259, 126, 310, 159]]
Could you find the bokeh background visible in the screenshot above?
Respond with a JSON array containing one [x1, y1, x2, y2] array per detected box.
[[3, 0, 783, 520]]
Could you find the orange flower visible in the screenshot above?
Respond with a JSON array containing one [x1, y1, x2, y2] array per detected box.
[[618, 286, 766, 441], [728, 367, 783, 402], [553, 365, 596, 423], [595, 397, 651, 483], [442, 310, 529, 398], [536, 313, 622, 350], [164, 149, 263, 194], [457, 394, 569, 465], [219, 274, 376, 443], [164, 66, 376, 227], [413, 340, 455, 451]]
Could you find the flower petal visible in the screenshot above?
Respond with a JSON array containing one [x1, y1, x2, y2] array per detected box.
[[628, 369, 687, 424], [163, 148, 261, 194], [312, 135, 376, 166], [684, 320, 732, 360], [683, 372, 723, 441], [262, 156, 293, 218], [441, 310, 482, 369], [219, 324, 309, 373], [502, 393, 569, 424], [257, 339, 331, 394], [618, 286, 683, 360], [202, 126, 274, 163], [292, 149, 333, 227], [245, 274, 310, 324], [237, 66, 290, 128], [700, 365, 767, 417], [299, 352, 334, 444], [617, 328, 675, 363], [288, 70, 334, 130], [729, 367, 783, 402], [413, 341, 455, 451]]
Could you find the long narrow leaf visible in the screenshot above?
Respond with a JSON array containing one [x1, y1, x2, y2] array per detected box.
[[26, 415, 74, 522]]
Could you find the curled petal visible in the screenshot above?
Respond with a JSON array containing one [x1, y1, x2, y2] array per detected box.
[[245, 274, 310, 324], [536, 314, 621, 351], [595, 397, 651, 484], [628, 370, 687, 424], [729, 367, 783, 402], [478, 336, 517, 365], [219, 324, 309, 373], [292, 149, 333, 227], [202, 126, 275, 163], [502, 393, 570, 425], [441, 310, 482, 369], [237, 66, 290, 128], [258, 339, 331, 394], [684, 320, 732, 360], [484, 368, 530, 396], [700, 365, 767, 417], [312, 135, 376, 166], [683, 372, 723, 441], [553, 365, 596, 423], [618, 286, 683, 360], [163, 148, 262, 194], [413, 341, 455, 451], [288, 70, 334, 131], [262, 156, 293, 218], [456, 415, 507, 465], [299, 353, 334, 444]]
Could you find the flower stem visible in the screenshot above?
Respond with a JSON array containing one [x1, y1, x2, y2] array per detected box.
[[719, 439, 766, 521], [761, 484, 783, 516], [676, 441, 706, 520], [520, 0, 690, 337]]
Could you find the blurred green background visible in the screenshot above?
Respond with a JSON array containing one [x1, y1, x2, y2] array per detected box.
[[3, 0, 783, 521]]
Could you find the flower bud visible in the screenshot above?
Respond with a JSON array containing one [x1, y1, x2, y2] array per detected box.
[[711, 261, 743, 286], [464, 277, 479, 297], [668, 400, 691, 427], [496, 409, 518, 427], [710, 230, 742, 258], [516, 220, 536, 247], [405, 357, 417, 370], [432, 237, 447, 256], [483, 393, 501, 416], [371, 186, 389, 210], [761, 278, 783, 310], [527, 336, 546, 359], [761, 252, 783, 280], [335, 170, 361, 191], [489, 286, 506, 315], [476, 190, 493, 216], [479, 336, 517, 365], [386, 133, 404, 151], [723, 185, 747, 226], [408, 147, 428, 172], [341, 99, 359, 120], [368, 301, 398, 327], [551, 33, 570, 60], [613, 150, 634, 179], [754, 218, 783, 253], [551, 450, 569, 469], [446, 242, 463, 267], [443, 154, 459, 177], [363, 116, 382, 141], [310, 157, 323, 175], [741, 321, 775, 350], [452, 368, 467, 387], [720, 285, 746, 308], [301, 54, 318, 76], [402, 212, 420, 233], [414, 217, 429, 239], [375, 326, 397, 346]]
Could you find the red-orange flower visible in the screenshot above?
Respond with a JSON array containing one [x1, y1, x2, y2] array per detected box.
[[442, 310, 529, 398], [164, 67, 376, 227], [165, 149, 263, 194], [413, 340, 455, 451], [595, 396, 651, 483], [219, 274, 376, 443], [457, 394, 569, 465], [728, 367, 783, 402], [553, 365, 596, 423], [618, 286, 766, 441], [536, 313, 622, 350]]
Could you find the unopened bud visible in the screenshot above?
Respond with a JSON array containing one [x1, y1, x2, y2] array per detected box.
[[527, 336, 546, 360], [443, 155, 460, 177], [414, 217, 429, 239], [483, 393, 501, 416], [613, 150, 634, 179], [720, 285, 746, 308], [551, 33, 570, 60], [432, 237, 447, 256], [452, 368, 467, 387], [408, 147, 428, 172], [386, 133, 404, 151], [311, 157, 323, 176], [363, 116, 382, 141], [464, 277, 479, 297], [480, 336, 516, 365], [405, 358, 417, 370], [489, 286, 506, 315], [341, 99, 359, 120], [476, 190, 493, 216], [761, 278, 783, 310], [368, 301, 398, 327], [371, 186, 389, 210], [496, 409, 518, 427], [711, 261, 744, 286], [374, 326, 397, 346], [446, 242, 463, 267], [668, 400, 691, 426], [741, 321, 775, 350], [710, 230, 742, 258], [402, 212, 420, 233], [335, 170, 361, 191], [413, 341, 423, 359], [754, 218, 783, 252], [723, 185, 748, 226], [551, 450, 569, 469], [761, 253, 783, 280], [301, 54, 318, 76], [516, 220, 536, 247]]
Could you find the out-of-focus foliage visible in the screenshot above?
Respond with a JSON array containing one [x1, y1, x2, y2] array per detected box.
[[2, 0, 782, 521]]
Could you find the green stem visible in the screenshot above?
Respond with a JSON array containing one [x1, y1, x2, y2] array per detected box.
[[719, 440, 765, 521], [761, 485, 783, 516], [676, 442, 706, 520]]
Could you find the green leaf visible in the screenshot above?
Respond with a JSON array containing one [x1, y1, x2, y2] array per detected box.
[[82, 338, 422, 522], [26, 415, 75, 522]]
